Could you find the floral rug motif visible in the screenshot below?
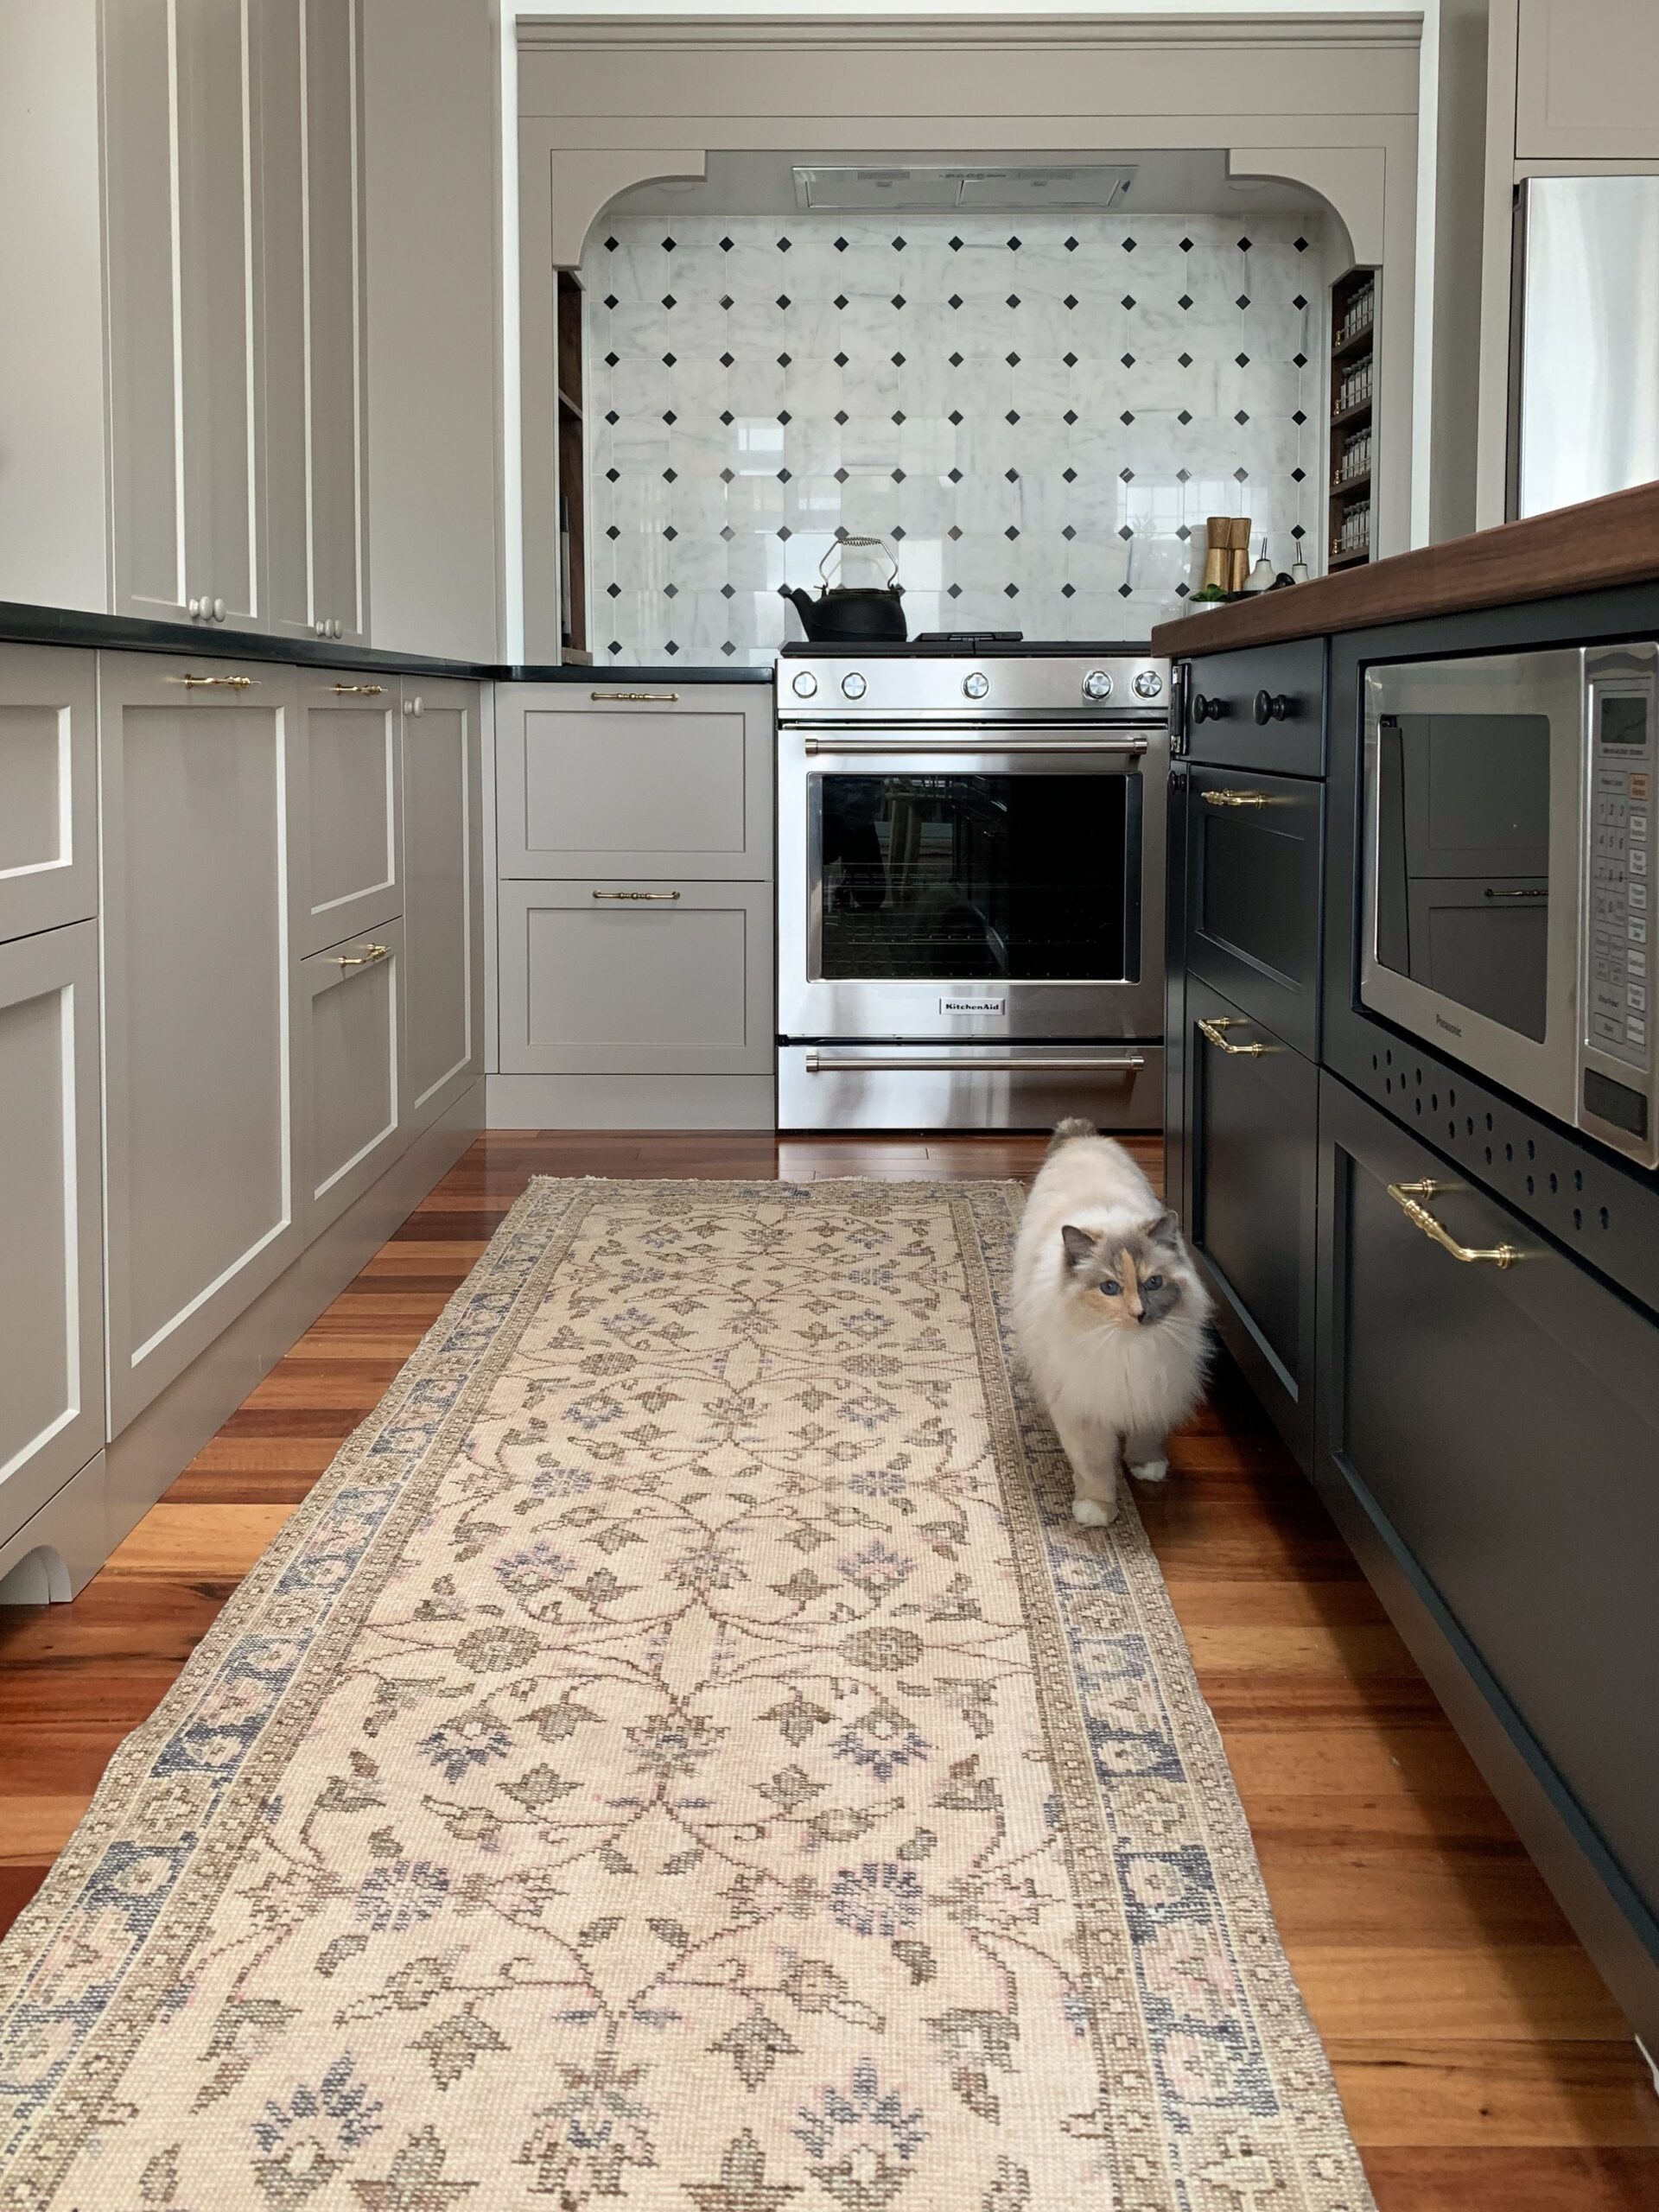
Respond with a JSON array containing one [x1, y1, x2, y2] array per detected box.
[[0, 1180, 1374, 2211]]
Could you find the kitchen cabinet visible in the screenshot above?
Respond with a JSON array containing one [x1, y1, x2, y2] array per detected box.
[[103, 0, 266, 630], [402, 679, 485, 1133], [1185, 762, 1323, 1061], [99, 652, 301, 1432], [0, 646, 99, 945], [499, 879, 773, 1079], [296, 667, 400, 955], [1514, 0, 1659, 159], [1317, 1073, 1659, 1967], [262, 0, 369, 644], [1185, 975, 1319, 1469], [1180, 638, 1326, 779], [497, 683, 774, 881], [301, 921, 403, 1232], [0, 921, 105, 1554]]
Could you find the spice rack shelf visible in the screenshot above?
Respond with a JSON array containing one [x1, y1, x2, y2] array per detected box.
[[1327, 266, 1376, 572]]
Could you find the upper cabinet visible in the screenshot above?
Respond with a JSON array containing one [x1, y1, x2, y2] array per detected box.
[[102, 0, 367, 639], [1515, 0, 1659, 158]]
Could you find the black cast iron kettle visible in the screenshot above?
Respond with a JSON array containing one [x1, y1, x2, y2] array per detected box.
[[785, 535, 907, 643]]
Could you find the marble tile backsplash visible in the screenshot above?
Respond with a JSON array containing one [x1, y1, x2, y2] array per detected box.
[[582, 213, 1323, 664]]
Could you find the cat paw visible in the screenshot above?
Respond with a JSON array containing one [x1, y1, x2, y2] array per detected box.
[[1129, 1459, 1169, 1485], [1071, 1496, 1115, 1528]]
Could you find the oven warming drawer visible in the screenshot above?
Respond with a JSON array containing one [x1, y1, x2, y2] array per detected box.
[[778, 1042, 1164, 1131]]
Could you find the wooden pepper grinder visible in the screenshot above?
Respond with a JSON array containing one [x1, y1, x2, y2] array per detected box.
[[1227, 516, 1252, 595], [1202, 517, 1231, 594]]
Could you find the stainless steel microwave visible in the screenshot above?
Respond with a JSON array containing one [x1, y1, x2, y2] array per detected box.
[[1361, 642, 1657, 1169]]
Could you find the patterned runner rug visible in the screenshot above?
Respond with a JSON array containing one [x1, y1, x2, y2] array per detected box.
[[0, 1180, 1374, 2211]]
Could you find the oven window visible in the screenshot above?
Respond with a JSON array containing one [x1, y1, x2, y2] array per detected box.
[[1373, 710, 1553, 1041], [817, 773, 1129, 982]]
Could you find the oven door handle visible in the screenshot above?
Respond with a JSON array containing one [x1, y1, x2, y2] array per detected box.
[[804, 1052, 1147, 1074], [799, 734, 1149, 757]]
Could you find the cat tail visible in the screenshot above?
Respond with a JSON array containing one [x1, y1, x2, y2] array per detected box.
[[1046, 1117, 1097, 1155]]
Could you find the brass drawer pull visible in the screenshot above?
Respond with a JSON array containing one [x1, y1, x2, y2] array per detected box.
[[1386, 1179, 1525, 1268], [1198, 1015, 1281, 1057], [591, 888, 681, 901], [171, 673, 258, 690], [330, 943, 390, 968], [333, 683, 385, 696], [1201, 787, 1271, 809], [592, 690, 680, 702]]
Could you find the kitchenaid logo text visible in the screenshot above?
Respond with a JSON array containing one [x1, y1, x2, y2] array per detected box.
[[941, 997, 1007, 1016]]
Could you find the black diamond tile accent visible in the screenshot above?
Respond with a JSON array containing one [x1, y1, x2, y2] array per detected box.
[[661, 295, 677, 309], [1063, 410, 1077, 426], [1233, 467, 1249, 483], [1177, 410, 1192, 426], [1294, 352, 1307, 368], [1176, 584, 1190, 598], [777, 237, 791, 252], [1292, 524, 1306, 540], [1294, 295, 1308, 311], [1063, 352, 1077, 367], [948, 468, 963, 483], [606, 410, 620, 425], [1176, 525, 1192, 542], [835, 236, 849, 251], [663, 582, 678, 600], [892, 468, 906, 483], [778, 353, 791, 367], [1176, 468, 1191, 483], [1236, 353, 1249, 367], [604, 236, 619, 252], [1179, 353, 1192, 368], [721, 582, 736, 598], [607, 640, 622, 656], [664, 524, 677, 538], [719, 236, 734, 251], [1120, 468, 1134, 483], [1121, 353, 1135, 368], [892, 353, 906, 368], [1061, 582, 1076, 598], [949, 352, 964, 368], [1118, 584, 1133, 598], [663, 410, 677, 424], [605, 352, 620, 367], [835, 295, 849, 310], [605, 467, 620, 482], [834, 352, 849, 367], [1120, 411, 1134, 426], [1006, 352, 1020, 366], [1292, 467, 1306, 483], [949, 235, 964, 251], [720, 526, 734, 542], [1005, 410, 1020, 424], [1294, 235, 1309, 251], [606, 524, 620, 539], [778, 526, 792, 540], [720, 410, 734, 425], [1179, 235, 1194, 252], [720, 296, 734, 311], [834, 468, 849, 483], [949, 410, 963, 426], [1004, 582, 1020, 597], [777, 467, 791, 482], [892, 295, 906, 309], [893, 236, 906, 251], [664, 642, 679, 656], [891, 526, 906, 540], [776, 296, 790, 310], [1005, 524, 1020, 540], [1007, 236, 1021, 251], [661, 353, 676, 368], [1122, 296, 1135, 310], [604, 294, 618, 310], [1236, 295, 1250, 310], [778, 410, 791, 425], [1005, 468, 1019, 483], [1065, 236, 1079, 251], [1006, 295, 1020, 309], [721, 641, 737, 657], [1118, 525, 1134, 541], [1237, 235, 1252, 252], [1122, 238, 1136, 252], [835, 410, 849, 426], [1234, 410, 1249, 425], [948, 525, 963, 541], [947, 582, 963, 598], [720, 467, 735, 484], [1062, 468, 1077, 484], [1293, 409, 1307, 426], [1064, 295, 1078, 310], [1178, 296, 1192, 311], [663, 467, 677, 481], [948, 295, 963, 311], [606, 582, 620, 598]]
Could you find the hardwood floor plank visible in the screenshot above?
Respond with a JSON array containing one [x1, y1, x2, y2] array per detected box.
[[1295, 1946, 1632, 2041], [1330, 2038, 1659, 2147], [1364, 2145, 1659, 2212]]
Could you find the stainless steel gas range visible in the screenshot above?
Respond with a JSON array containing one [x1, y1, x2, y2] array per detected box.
[[776, 641, 1169, 1129]]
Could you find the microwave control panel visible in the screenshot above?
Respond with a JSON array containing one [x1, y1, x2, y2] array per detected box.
[[1587, 688, 1653, 1075]]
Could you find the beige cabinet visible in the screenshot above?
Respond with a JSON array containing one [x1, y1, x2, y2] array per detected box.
[[99, 652, 301, 1432], [1516, 0, 1659, 156], [301, 922, 404, 1232], [0, 922, 105, 1553], [402, 680, 484, 1132], [262, 0, 369, 644], [297, 667, 400, 955], [498, 684, 774, 880], [104, 0, 265, 630], [0, 646, 99, 944], [499, 879, 773, 1078]]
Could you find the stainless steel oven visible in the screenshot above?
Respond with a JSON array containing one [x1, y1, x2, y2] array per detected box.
[[777, 645, 1167, 1129], [1362, 641, 1658, 1167]]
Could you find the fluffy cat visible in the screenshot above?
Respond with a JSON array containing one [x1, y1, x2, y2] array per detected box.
[[1012, 1118, 1212, 1527]]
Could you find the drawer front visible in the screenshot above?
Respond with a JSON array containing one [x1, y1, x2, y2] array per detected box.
[[1184, 637, 1325, 775], [498, 683, 773, 880], [1186, 765, 1322, 1058], [301, 923, 404, 1233], [499, 880, 773, 1077], [0, 645, 99, 945], [1319, 1074, 1659, 1929], [1187, 976, 1318, 1468], [297, 670, 401, 955]]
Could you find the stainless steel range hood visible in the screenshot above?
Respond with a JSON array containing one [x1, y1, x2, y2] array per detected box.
[[792, 163, 1136, 214]]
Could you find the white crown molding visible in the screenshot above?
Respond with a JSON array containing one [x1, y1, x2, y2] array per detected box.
[[518, 12, 1424, 54]]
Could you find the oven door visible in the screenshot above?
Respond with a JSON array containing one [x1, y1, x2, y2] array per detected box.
[[1360, 649, 1586, 1128], [777, 722, 1166, 1042]]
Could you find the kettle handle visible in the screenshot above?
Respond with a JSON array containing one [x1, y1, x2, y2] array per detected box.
[[818, 533, 900, 588]]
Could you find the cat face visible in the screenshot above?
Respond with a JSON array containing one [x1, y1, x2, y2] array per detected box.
[[1059, 1212, 1187, 1329]]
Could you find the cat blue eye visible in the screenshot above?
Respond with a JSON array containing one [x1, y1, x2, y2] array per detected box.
[[1101, 1279, 1121, 1296], [1143, 1274, 1164, 1291]]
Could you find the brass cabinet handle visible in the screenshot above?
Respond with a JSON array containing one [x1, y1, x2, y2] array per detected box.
[[330, 943, 390, 967], [1201, 787, 1272, 809], [171, 673, 258, 689], [333, 683, 385, 696], [1386, 1179, 1525, 1269], [591, 888, 681, 901], [1198, 1015, 1281, 1057], [592, 690, 680, 702]]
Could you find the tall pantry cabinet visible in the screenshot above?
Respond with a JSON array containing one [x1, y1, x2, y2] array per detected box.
[[102, 0, 368, 643]]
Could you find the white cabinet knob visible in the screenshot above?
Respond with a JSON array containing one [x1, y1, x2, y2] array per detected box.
[[315, 619, 327, 638], [188, 597, 201, 619], [405, 695, 424, 717], [332, 619, 343, 639], [213, 597, 226, 622]]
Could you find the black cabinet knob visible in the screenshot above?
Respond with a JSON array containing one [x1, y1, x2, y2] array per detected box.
[[1193, 692, 1230, 723], [1253, 689, 1292, 724]]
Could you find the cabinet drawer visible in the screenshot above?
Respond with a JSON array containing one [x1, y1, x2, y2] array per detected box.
[[499, 880, 772, 1077], [498, 683, 773, 879], [1186, 765, 1322, 1058], [1187, 976, 1318, 1469], [0, 646, 98, 944], [301, 923, 404, 1233], [297, 670, 401, 954], [1319, 1074, 1659, 1929], [1184, 638, 1325, 776]]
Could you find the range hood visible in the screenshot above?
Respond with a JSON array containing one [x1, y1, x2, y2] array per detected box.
[[792, 163, 1136, 213]]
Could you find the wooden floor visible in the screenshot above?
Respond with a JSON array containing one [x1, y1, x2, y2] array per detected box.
[[3, 1130, 1656, 2209]]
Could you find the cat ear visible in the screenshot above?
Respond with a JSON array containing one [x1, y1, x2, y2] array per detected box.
[[1143, 1208, 1182, 1249], [1060, 1224, 1096, 1269]]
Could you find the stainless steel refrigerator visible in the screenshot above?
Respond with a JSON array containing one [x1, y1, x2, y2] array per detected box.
[[1511, 175, 1659, 518]]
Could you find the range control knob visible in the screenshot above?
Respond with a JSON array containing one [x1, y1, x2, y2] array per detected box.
[[841, 671, 867, 700], [1081, 668, 1114, 702], [963, 671, 990, 700], [791, 669, 818, 697], [1133, 669, 1164, 700]]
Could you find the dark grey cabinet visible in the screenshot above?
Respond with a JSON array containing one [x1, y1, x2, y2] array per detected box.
[[1317, 1073, 1659, 2030], [1185, 764, 1323, 1059], [1185, 976, 1319, 1468], [1181, 636, 1325, 777]]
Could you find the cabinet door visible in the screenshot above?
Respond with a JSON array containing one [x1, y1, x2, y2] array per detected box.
[[296, 668, 399, 955], [1516, 0, 1659, 157], [1185, 639, 1325, 777], [99, 653, 300, 1432], [499, 880, 773, 1077], [1186, 764, 1323, 1058], [403, 682, 483, 1132], [0, 924, 105, 1550], [301, 923, 403, 1232], [0, 647, 99, 945], [498, 685, 774, 880], [262, 0, 367, 644], [1186, 976, 1319, 1469], [1319, 1074, 1659, 1930]]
